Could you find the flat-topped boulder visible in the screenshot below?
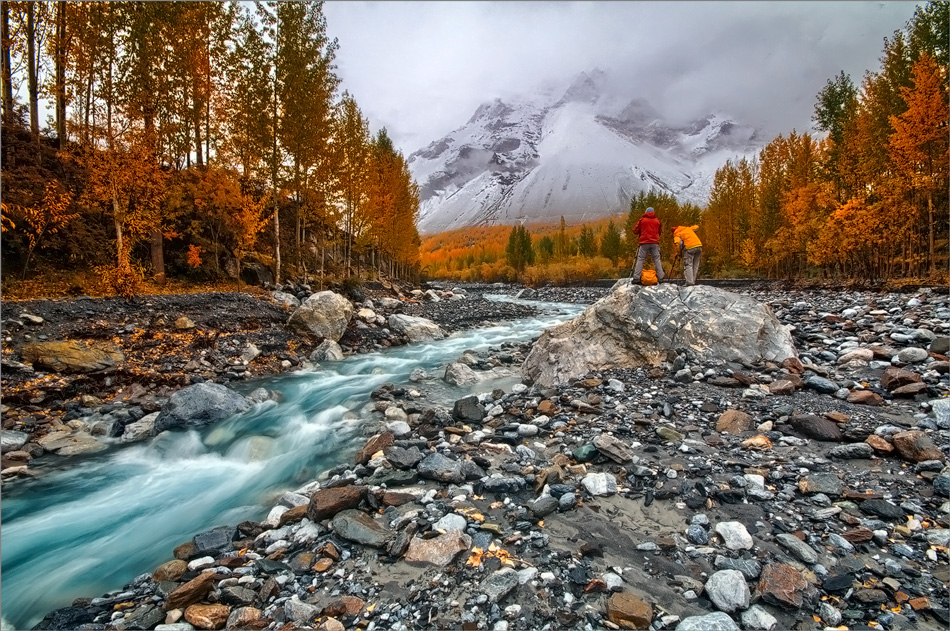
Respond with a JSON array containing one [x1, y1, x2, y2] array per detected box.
[[523, 283, 797, 387]]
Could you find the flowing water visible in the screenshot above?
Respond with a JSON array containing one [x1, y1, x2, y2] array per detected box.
[[0, 295, 584, 630]]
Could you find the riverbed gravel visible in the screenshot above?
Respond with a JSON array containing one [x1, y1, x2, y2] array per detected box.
[[4, 281, 949, 631]]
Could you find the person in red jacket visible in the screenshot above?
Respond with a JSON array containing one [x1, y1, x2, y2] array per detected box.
[[631, 207, 665, 283]]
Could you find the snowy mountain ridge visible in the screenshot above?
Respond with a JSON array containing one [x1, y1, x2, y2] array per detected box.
[[409, 70, 762, 234]]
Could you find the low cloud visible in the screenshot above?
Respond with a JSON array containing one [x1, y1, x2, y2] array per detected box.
[[324, 1, 920, 153]]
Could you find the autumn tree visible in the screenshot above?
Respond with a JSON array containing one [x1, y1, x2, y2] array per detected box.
[[888, 53, 949, 276], [334, 91, 370, 275], [274, 1, 339, 275], [77, 130, 168, 289], [6, 180, 76, 278]]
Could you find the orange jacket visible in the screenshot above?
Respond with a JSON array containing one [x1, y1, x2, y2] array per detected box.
[[673, 225, 702, 250]]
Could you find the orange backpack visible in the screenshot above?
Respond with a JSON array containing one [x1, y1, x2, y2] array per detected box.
[[640, 269, 658, 285]]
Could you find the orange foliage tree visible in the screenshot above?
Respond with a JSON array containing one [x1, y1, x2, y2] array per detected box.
[[5, 180, 77, 279]]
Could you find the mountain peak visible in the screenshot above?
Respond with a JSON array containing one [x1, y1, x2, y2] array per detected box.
[[409, 73, 761, 234], [555, 69, 608, 106]]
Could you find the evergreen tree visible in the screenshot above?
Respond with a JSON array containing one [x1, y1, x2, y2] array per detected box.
[[577, 224, 598, 257], [505, 224, 533, 272], [600, 220, 623, 264]]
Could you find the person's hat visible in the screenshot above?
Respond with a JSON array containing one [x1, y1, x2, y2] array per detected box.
[[646, 207, 654, 213]]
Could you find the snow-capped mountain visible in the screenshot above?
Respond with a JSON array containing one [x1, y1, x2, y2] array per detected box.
[[409, 70, 761, 234]]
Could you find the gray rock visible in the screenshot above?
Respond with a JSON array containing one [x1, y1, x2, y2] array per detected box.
[[676, 611, 740, 631], [592, 433, 635, 463], [271, 290, 300, 308], [153, 383, 249, 435], [444, 362, 478, 386], [388, 314, 444, 342], [452, 395, 485, 422], [528, 495, 559, 518], [741, 605, 779, 630], [714, 555, 762, 579], [417, 452, 464, 484], [828, 443, 875, 459], [193, 525, 236, 556], [715, 521, 754, 550], [523, 284, 797, 387], [686, 524, 709, 545], [482, 568, 520, 603], [309, 339, 344, 362], [331, 509, 391, 547], [434, 512, 468, 533], [931, 398, 950, 428], [1, 430, 29, 454], [775, 533, 819, 564], [284, 595, 321, 625], [581, 472, 617, 496], [896, 347, 928, 364], [705, 569, 750, 612], [287, 291, 354, 341], [804, 376, 839, 394], [930, 336, 950, 354], [120, 411, 160, 443]]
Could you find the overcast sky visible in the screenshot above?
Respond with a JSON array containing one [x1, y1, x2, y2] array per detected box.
[[322, 1, 922, 156]]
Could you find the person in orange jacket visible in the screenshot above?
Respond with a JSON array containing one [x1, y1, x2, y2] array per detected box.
[[672, 225, 702, 286]]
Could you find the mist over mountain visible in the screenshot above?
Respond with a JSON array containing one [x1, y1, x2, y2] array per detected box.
[[409, 69, 761, 234]]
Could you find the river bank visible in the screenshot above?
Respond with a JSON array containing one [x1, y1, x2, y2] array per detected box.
[[2, 282, 949, 631]]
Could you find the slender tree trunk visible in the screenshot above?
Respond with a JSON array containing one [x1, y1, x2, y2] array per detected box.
[[27, 1, 38, 140], [195, 106, 203, 166], [927, 189, 935, 276], [1, 1, 13, 125], [113, 195, 125, 270], [84, 71, 91, 143], [271, 70, 280, 285], [55, 1, 66, 144]]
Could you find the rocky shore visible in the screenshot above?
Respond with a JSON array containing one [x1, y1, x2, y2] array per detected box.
[[3, 282, 949, 631]]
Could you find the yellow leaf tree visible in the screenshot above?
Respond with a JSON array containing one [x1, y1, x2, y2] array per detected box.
[[888, 53, 949, 276]]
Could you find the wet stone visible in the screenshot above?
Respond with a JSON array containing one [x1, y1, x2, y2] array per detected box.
[[790, 414, 842, 441], [714, 555, 762, 580], [860, 499, 906, 520]]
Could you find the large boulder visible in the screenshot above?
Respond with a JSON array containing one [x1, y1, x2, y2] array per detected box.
[[523, 283, 797, 387], [287, 291, 354, 341], [387, 314, 445, 342], [22, 340, 124, 374], [152, 382, 250, 434]]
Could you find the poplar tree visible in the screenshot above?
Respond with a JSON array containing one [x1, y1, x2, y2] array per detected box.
[[275, 1, 339, 275], [334, 91, 370, 275]]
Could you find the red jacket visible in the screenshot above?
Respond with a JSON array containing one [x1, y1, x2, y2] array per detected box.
[[633, 210, 661, 244]]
